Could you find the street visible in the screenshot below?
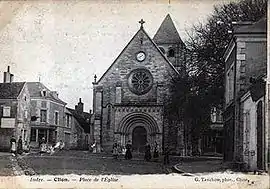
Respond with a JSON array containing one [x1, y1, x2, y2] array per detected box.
[[0, 150, 230, 176], [17, 151, 167, 175], [0, 153, 14, 176], [14, 150, 228, 176]]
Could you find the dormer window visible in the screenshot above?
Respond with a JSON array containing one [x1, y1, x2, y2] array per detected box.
[[168, 48, 175, 57], [41, 90, 47, 97]]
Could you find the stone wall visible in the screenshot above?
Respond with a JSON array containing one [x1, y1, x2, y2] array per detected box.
[[93, 29, 180, 153], [0, 84, 31, 151], [233, 37, 267, 162]]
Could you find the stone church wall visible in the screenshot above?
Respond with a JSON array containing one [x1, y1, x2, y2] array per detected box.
[[93, 29, 180, 153]]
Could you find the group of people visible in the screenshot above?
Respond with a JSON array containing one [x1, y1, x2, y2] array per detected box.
[[39, 137, 65, 155], [10, 136, 30, 156], [144, 141, 159, 161], [111, 141, 160, 161], [10, 136, 65, 156], [112, 141, 132, 160]]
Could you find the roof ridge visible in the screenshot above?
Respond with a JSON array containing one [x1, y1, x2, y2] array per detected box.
[[97, 25, 179, 84]]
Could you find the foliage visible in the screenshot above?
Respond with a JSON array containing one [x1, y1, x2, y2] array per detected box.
[[166, 0, 267, 146]]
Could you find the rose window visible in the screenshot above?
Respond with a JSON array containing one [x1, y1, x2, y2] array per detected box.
[[128, 68, 153, 95]]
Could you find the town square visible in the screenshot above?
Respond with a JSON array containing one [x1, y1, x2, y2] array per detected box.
[[0, 0, 269, 188]]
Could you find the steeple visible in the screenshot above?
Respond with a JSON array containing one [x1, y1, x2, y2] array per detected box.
[[153, 14, 183, 44]]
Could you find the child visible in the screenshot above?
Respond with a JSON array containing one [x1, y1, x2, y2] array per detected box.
[[10, 136, 16, 156]]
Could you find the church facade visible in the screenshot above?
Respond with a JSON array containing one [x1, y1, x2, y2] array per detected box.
[[92, 15, 187, 154]]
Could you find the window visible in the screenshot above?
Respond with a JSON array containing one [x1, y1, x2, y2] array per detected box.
[[225, 64, 234, 104], [30, 128, 36, 142], [24, 110, 28, 119], [54, 111, 59, 125], [168, 48, 175, 57], [41, 90, 47, 97], [3, 106, 11, 117], [40, 109, 47, 123], [211, 107, 217, 123], [128, 68, 153, 95], [66, 114, 71, 127]]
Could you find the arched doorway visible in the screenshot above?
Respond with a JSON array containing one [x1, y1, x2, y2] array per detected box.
[[257, 101, 263, 170], [132, 126, 147, 153]]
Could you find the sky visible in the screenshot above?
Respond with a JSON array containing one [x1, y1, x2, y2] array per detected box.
[[0, 0, 228, 111]]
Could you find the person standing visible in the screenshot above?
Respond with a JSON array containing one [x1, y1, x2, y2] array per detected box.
[[10, 135, 16, 156], [112, 142, 118, 159], [40, 137, 46, 155], [91, 140, 97, 153], [144, 142, 151, 161], [125, 140, 132, 160], [17, 136, 23, 155], [153, 141, 159, 160]]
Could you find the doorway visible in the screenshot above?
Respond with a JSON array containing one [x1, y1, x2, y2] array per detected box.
[[257, 101, 263, 170], [64, 133, 70, 149], [132, 126, 147, 153]]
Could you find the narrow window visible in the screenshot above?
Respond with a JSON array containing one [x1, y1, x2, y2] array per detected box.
[[54, 112, 59, 125], [40, 109, 47, 123]]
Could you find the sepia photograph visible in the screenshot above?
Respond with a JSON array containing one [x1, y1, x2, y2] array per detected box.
[[0, 0, 269, 188]]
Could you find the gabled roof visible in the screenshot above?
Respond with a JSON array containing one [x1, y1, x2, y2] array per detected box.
[[66, 107, 91, 133], [234, 17, 267, 34], [0, 82, 26, 99], [153, 14, 184, 44], [26, 82, 66, 105], [97, 25, 179, 83]]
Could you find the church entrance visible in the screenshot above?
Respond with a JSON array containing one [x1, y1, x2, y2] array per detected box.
[[132, 126, 147, 153]]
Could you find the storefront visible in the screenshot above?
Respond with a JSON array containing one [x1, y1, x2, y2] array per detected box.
[[30, 126, 57, 148]]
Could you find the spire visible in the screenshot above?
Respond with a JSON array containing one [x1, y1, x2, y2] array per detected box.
[[153, 14, 183, 44]]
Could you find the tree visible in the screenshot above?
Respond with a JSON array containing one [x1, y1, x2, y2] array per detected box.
[[166, 0, 267, 154]]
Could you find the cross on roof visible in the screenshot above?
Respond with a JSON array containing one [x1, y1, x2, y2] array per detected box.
[[139, 19, 145, 28]]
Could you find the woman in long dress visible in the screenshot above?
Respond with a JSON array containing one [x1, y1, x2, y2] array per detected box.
[[112, 143, 118, 159], [40, 137, 46, 155], [17, 136, 23, 155], [144, 142, 152, 161], [10, 136, 16, 156], [125, 141, 132, 160], [153, 141, 159, 159]]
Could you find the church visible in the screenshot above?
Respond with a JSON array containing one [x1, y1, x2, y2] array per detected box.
[[92, 14, 187, 154]]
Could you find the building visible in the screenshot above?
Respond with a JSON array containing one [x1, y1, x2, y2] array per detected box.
[[66, 98, 93, 150], [223, 17, 267, 171], [0, 66, 31, 151], [201, 107, 223, 155], [92, 14, 189, 154], [27, 82, 71, 148]]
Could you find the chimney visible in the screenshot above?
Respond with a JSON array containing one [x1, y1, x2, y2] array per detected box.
[[3, 66, 13, 83], [75, 98, 84, 113]]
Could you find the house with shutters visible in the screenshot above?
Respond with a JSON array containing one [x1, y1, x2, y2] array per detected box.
[[26, 82, 71, 148], [223, 17, 267, 171], [0, 66, 31, 151]]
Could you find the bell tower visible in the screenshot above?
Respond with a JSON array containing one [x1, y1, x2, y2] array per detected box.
[[153, 14, 187, 74]]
